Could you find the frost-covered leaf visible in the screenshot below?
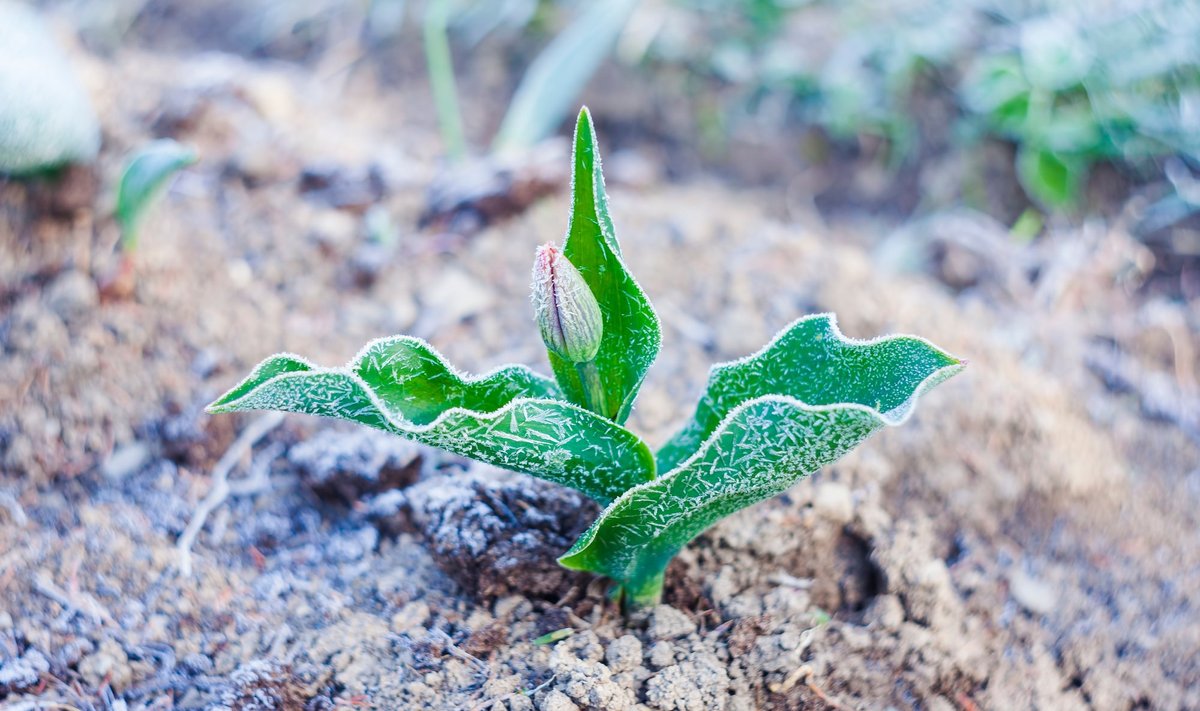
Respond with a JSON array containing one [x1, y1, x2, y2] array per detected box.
[[546, 108, 661, 423], [560, 315, 963, 606], [0, 1, 100, 174], [1019, 16, 1093, 92], [656, 313, 963, 472], [206, 337, 655, 504], [117, 139, 198, 249]]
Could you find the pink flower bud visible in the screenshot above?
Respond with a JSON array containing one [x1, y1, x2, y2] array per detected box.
[[532, 244, 603, 364]]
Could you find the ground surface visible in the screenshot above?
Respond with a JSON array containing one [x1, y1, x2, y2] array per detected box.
[[3, 10, 1200, 711]]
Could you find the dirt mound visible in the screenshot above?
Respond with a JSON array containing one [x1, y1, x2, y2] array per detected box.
[[2, 34, 1198, 711]]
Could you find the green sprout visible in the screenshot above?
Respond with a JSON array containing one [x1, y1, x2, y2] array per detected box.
[[116, 139, 197, 250], [532, 628, 575, 646], [207, 107, 964, 609]]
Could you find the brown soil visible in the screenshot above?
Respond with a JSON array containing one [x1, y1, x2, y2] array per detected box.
[[2, 9, 1199, 711]]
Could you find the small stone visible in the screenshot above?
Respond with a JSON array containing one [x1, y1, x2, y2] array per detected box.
[[390, 601, 430, 634], [421, 267, 495, 327], [648, 605, 696, 640], [180, 653, 214, 675], [78, 638, 132, 692], [648, 641, 675, 669], [571, 630, 605, 663], [863, 594, 905, 629], [0, 648, 49, 691], [1009, 569, 1057, 615], [605, 634, 643, 673], [493, 595, 531, 620], [44, 270, 98, 322], [644, 657, 731, 711], [538, 689, 580, 711], [812, 482, 854, 525], [550, 657, 635, 711], [101, 442, 151, 480]]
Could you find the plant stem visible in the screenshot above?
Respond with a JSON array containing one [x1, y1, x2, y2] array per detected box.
[[622, 570, 665, 611], [422, 0, 466, 161], [575, 360, 609, 418]]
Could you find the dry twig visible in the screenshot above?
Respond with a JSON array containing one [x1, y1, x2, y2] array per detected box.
[[176, 412, 285, 576]]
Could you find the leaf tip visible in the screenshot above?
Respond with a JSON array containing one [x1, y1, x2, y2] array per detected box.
[[203, 393, 237, 414]]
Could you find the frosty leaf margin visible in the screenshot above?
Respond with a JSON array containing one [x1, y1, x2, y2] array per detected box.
[[206, 335, 656, 504], [561, 318, 964, 606]]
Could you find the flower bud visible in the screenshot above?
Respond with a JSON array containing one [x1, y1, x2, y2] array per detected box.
[[532, 244, 603, 364]]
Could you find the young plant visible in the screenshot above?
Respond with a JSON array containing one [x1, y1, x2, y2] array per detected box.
[[208, 107, 963, 608], [116, 139, 198, 250]]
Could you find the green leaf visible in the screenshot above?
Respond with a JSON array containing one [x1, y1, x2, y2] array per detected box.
[[117, 139, 198, 249], [1016, 145, 1086, 211], [532, 628, 574, 645], [206, 337, 655, 504], [547, 108, 662, 424], [656, 313, 962, 472], [492, 0, 639, 153], [559, 315, 963, 606]]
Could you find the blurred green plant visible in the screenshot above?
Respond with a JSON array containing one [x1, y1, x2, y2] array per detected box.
[[494, 0, 640, 152], [116, 139, 197, 250], [414, 0, 637, 156], [423, 0, 468, 160], [0, 0, 100, 175], [963, 2, 1200, 210], [208, 107, 962, 609], [635, 0, 1199, 212]]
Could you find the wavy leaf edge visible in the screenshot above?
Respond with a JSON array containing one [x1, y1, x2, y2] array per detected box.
[[560, 324, 964, 572], [206, 334, 579, 433], [707, 312, 964, 427]]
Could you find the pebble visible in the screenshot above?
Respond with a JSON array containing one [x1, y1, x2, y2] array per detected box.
[[864, 594, 906, 629], [78, 638, 132, 692], [44, 270, 99, 321], [420, 267, 495, 328], [101, 442, 151, 480], [0, 649, 49, 690], [538, 689, 580, 711], [389, 600, 430, 634], [812, 482, 854, 525], [647, 640, 675, 669], [1009, 569, 1058, 616], [605, 634, 643, 673], [648, 605, 697, 640]]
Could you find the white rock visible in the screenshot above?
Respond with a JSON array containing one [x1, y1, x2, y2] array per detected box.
[[1009, 569, 1058, 616]]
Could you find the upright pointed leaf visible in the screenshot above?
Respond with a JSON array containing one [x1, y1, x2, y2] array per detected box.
[[561, 344, 963, 603], [547, 108, 661, 423], [207, 337, 655, 504], [657, 313, 962, 472], [117, 139, 198, 249]]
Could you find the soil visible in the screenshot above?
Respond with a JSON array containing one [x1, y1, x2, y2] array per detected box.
[[3, 7, 1200, 711]]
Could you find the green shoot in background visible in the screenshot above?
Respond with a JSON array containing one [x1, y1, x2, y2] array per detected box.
[[116, 139, 197, 250]]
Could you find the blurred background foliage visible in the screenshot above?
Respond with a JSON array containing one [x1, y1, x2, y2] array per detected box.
[[28, 0, 1200, 237]]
